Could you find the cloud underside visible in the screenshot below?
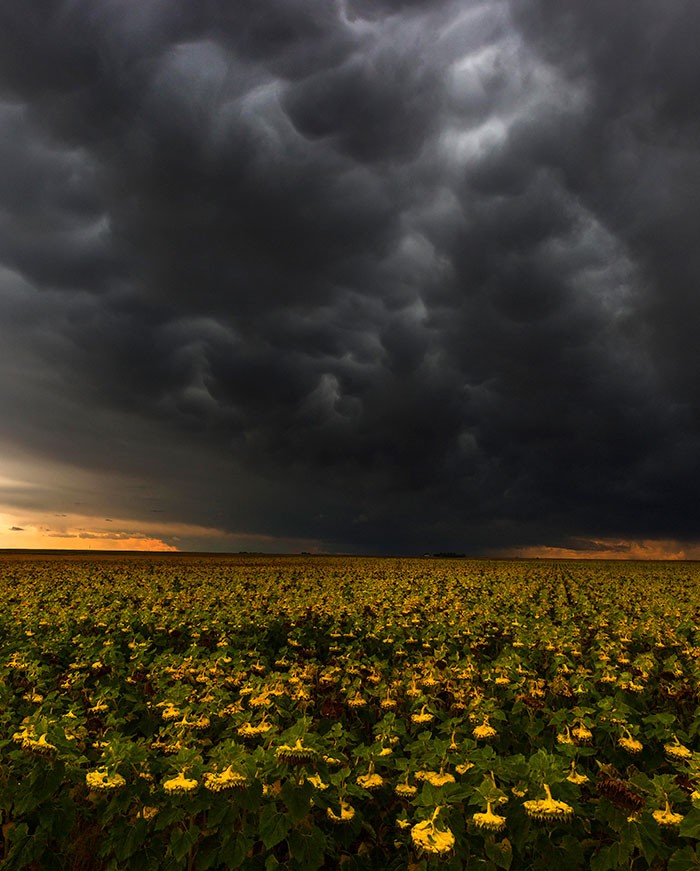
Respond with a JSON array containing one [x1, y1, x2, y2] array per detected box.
[[1, 0, 699, 554]]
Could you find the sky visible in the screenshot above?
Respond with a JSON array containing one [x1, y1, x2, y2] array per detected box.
[[1, 0, 700, 557]]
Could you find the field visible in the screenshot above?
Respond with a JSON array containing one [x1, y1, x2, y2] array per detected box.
[[2, 553, 700, 870]]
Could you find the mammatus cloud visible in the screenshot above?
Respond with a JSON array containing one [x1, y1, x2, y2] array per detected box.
[[0, 1, 699, 554]]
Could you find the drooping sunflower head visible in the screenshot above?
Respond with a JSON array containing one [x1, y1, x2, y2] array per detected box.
[[203, 766, 247, 792], [618, 735, 643, 754], [524, 784, 574, 825], [86, 768, 126, 791], [163, 770, 198, 795], [275, 738, 317, 765], [327, 799, 355, 824], [652, 799, 683, 828], [664, 739, 692, 762], [410, 808, 455, 856], [395, 782, 418, 799], [473, 801, 507, 833], [473, 721, 497, 741]]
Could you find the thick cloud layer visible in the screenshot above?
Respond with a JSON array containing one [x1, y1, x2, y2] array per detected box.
[[1, 0, 699, 553]]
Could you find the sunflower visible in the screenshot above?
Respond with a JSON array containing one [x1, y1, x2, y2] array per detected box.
[[411, 705, 434, 725], [473, 721, 497, 741], [411, 808, 455, 856], [424, 768, 455, 787], [327, 799, 356, 824], [566, 762, 589, 785], [618, 734, 643, 754], [86, 768, 126, 791], [203, 766, 247, 791], [571, 723, 593, 745], [163, 770, 198, 794], [524, 784, 574, 825], [26, 733, 57, 756], [275, 738, 317, 765], [652, 799, 683, 828], [664, 738, 692, 762], [473, 801, 507, 833], [357, 770, 384, 790]]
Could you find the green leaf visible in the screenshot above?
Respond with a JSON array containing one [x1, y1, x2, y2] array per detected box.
[[484, 837, 512, 870], [218, 833, 250, 868], [287, 826, 327, 870], [259, 806, 290, 850], [195, 838, 220, 871], [681, 808, 700, 839], [282, 780, 314, 822], [636, 814, 663, 863], [590, 845, 626, 871], [113, 821, 148, 862], [669, 846, 700, 871], [170, 825, 199, 864]]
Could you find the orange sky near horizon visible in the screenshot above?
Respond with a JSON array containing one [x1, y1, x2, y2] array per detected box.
[[502, 538, 700, 561], [1, 504, 699, 559], [0, 507, 326, 554]]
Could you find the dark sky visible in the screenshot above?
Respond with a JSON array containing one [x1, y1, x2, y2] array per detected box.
[[1, 0, 699, 555]]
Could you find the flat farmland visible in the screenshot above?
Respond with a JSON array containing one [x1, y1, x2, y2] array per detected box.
[[2, 553, 700, 870]]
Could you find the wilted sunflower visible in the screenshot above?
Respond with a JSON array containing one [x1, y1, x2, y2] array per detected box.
[[26, 733, 57, 756], [203, 766, 247, 791], [163, 770, 198, 794], [571, 723, 593, 745], [395, 781, 418, 799], [618, 734, 643, 754], [557, 726, 574, 746], [473, 721, 497, 741], [566, 762, 589, 785], [653, 799, 683, 828], [237, 720, 272, 739], [86, 768, 126, 791], [524, 784, 574, 825], [424, 769, 455, 787], [327, 799, 355, 824], [473, 801, 507, 833], [275, 738, 317, 765], [411, 808, 455, 856], [664, 739, 692, 762], [357, 770, 384, 790], [411, 705, 434, 725], [305, 774, 328, 790]]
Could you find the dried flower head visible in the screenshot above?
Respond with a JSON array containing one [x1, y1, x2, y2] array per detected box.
[[411, 808, 455, 856], [203, 766, 247, 792], [653, 799, 683, 828], [327, 799, 355, 824], [473, 801, 507, 833], [163, 770, 198, 794], [524, 784, 574, 825], [473, 721, 497, 741], [86, 768, 126, 791], [275, 738, 317, 765], [664, 739, 692, 762], [618, 735, 643, 754]]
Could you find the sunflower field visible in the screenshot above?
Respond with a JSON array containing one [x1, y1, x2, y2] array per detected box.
[[2, 553, 700, 870]]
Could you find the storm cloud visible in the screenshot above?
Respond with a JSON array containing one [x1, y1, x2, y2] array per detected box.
[[1, 0, 699, 553]]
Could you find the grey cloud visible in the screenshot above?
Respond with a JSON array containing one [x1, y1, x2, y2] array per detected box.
[[0, 0, 698, 553]]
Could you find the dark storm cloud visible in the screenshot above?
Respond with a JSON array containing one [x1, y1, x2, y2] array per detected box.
[[0, 0, 699, 552]]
